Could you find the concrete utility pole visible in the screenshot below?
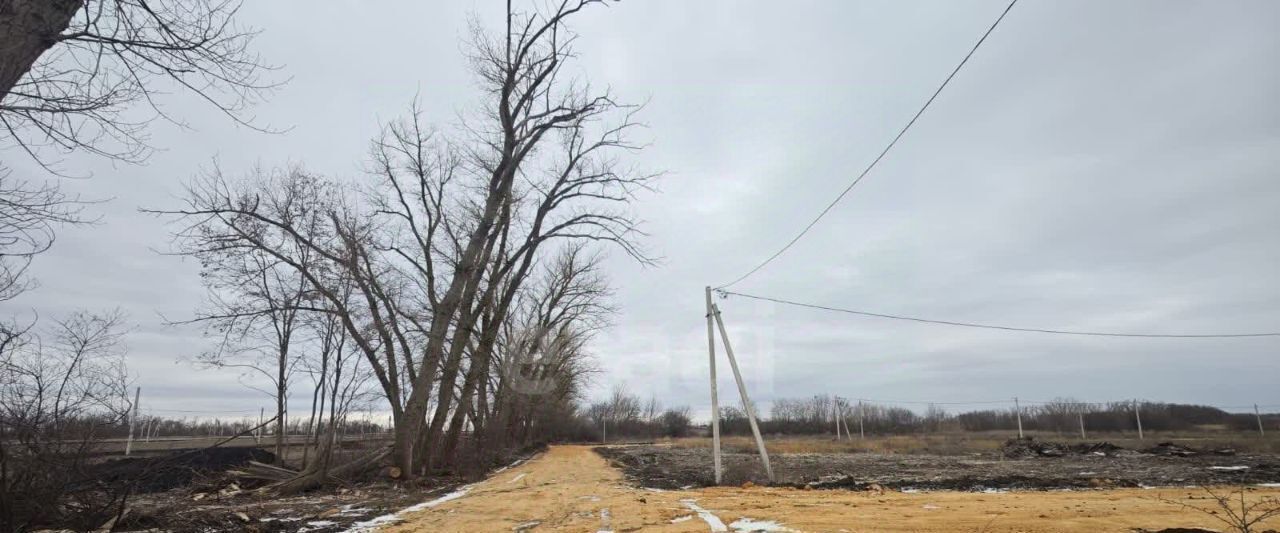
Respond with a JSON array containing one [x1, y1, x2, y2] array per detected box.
[[1256, 404, 1266, 437], [858, 400, 865, 439], [1133, 400, 1144, 440], [704, 287, 722, 484], [125, 387, 140, 456], [712, 302, 775, 482], [1014, 397, 1024, 439], [833, 400, 840, 438]]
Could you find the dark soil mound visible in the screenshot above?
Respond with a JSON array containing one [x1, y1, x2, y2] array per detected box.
[[90, 447, 276, 493], [1001, 437, 1135, 459]]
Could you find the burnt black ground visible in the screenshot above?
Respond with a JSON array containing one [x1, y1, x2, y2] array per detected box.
[[595, 442, 1280, 491]]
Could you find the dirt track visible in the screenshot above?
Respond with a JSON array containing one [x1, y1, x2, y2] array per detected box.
[[382, 445, 1280, 532]]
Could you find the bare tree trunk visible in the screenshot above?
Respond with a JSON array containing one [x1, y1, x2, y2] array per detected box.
[[0, 0, 80, 99]]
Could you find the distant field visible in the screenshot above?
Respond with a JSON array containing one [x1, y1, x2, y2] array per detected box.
[[669, 430, 1280, 456], [87, 433, 394, 462]]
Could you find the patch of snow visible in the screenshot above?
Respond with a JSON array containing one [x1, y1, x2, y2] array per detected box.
[[597, 508, 612, 533], [670, 515, 694, 523], [979, 488, 1009, 494], [340, 485, 473, 532], [1257, 483, 1280, 488], [299, 520, 338, 532], [899, 488, 921, 494], [681, 499, 727, 532], [1210, 466, 1250, 471], [493, 457, 528, 474], [644, 487, 666, 492], [508, 473, 528, 484], [728, 517, 796, 532]]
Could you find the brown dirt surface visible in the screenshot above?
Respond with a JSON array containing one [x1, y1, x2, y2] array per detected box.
[[382, 444, 1280, 532], [598, 441, 1280, 490]]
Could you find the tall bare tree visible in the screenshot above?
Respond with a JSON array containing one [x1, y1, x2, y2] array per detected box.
[[176, 165, 326, 461], [155, 0, 656, 476]]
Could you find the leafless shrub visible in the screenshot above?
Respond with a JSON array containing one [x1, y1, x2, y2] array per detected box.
[[0, 309, 132, 531], [1156, 485, 1280, 533]]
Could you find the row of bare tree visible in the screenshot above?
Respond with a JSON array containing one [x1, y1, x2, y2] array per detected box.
[[151, 0, 652, 479], [1, 0, 651, 527], [742, 395, 1278, 436]]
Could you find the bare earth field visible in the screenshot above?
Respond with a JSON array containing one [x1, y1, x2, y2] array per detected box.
[[597, 441, 1280, 490], [382, 444, 1280, 533]]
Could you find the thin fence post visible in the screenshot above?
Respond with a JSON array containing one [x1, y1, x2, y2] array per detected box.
[[1133, 400, 1144, 440], [257, 407, 264, 444], [125, 387, 140, 456], [1014, 397, 1024, 439], [712, 302, 775, 482], [1256, 404, 1266, 437], [704, 287, 722, 485], [1078, 405, 1087, 440]]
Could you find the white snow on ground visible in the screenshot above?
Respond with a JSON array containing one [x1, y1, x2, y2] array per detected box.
[[597, 508, 613, 533], [1210, 466, 1250, 471], [508, 472, 527, 483], [340, 485, 472, 532], [728, 517, 797, 532], [681, 499, 727, 532], [1258, 483, 1280, 487], [670, 514, 694, 523]]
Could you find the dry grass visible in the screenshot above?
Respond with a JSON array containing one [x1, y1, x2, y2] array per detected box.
[[667, 431, 1280, 456]]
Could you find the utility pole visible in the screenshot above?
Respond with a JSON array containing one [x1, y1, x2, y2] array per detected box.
[[833, 399, 840, 439], [257, 407, 265, 443], [704, 287, 722, 484], [712, 302, 775, 482], [858, 400, 865, 439], [1014, 397, 1024, 439], [1133, 400, 1144, 440], [125, 387, 140, 456], [1256, 404, 1266, 437], [1078, 406, 1087, 441]]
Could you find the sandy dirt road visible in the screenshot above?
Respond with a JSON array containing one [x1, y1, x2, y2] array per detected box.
[[383, 445, 1280, 532]]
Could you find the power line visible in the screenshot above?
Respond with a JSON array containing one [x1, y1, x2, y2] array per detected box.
[[718, 0, 1019, 290], [718, 289, 1280, 338]]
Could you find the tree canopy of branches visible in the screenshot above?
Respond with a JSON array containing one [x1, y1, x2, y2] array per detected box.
[[0, 0, 274, 308], [0, 0, 276, 169], [156, 0, 656, 477]]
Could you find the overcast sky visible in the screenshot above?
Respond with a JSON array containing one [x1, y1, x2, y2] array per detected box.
[[4, 0, 1278, 420]]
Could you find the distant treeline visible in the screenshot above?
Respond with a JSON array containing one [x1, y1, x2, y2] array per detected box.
[[711, 395, 1277, 436]]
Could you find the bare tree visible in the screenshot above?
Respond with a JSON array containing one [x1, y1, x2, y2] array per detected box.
[[154, 0, 655, 476], [0, 309, 131, 531], [178, 166, 322, 462]]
